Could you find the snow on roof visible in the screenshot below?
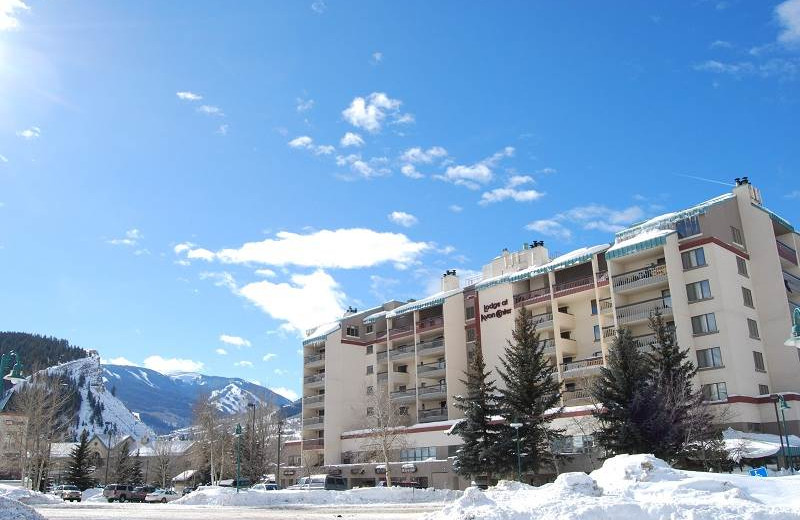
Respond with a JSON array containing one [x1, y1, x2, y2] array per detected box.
[[50, 442, 78, 458], [133, 440, 195, 457], [476, 244, 609, 290], [342, 419, 461, 438], [172, 469, 198, 482], [752, 202, 795, 232], [606, 228, 675, 260], [386, 288, 463, 318], [723, 427, 800, 461], [302, 322, 341, 345], [616, 192, 735, 242], [362, 310, 388, 324]]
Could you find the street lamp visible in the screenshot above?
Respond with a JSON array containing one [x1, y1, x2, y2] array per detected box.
[[778, 396, 795, 474], [247, 403, 256, 482], [104, 422, 113, 486], [276, 419, 284, 489], [235, 423, 243, 493], [510, 422, 523, 482], [784, 308, 800, 348]]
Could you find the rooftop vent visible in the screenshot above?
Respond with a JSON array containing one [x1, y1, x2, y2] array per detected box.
[[532, 240, 545, 247], [735, 177, 750, 186], [443, 269, 457, 277]]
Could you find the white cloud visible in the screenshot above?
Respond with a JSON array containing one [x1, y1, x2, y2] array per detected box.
[[369, 275, 400, 301], [371, 51, 383, 64], [693, 58, 800, 79], [238, 269, 346, 333], [393, 113, 415, 125], [16, 126, 40, 140], [436, 147, 514, 189], [0, 0, 29, 31], [525, 219, 573, 240], [102, 357, 137, 366], [262, 353, 277, 362], [448, 204, 463, 213], [480, 187, 544, 205], [310, 0, 326, 14], [273, 368, 288, 376], [777, 0, 800, 46], [215, 348, 228, 355], [234, 360, 254, 368], [784, 190, 800, 199], [289, 135, 335, 156], [710, 40, 733, 49], [400, 164, 423, 179], [388, 211, 419, 228], [271, 386, 299, 401], [143, 355, 204, 375], [197, 105, 224, 116], [335, 154, 390, 179], [289, 136, 313, 148], [508, 175, 534, 187], [400, 146, 447, 164], [217, 124, 229, 136], [200, 271, 237, 290], [536, 167, 557, 175], [558, 204, 644, 231], [296, 97, 314, 112], [176, 91, 202, 101], [219, 334, 252, 348], [342, 92, 404, 133], [108, 228, 143, 246], [255, 268, 277, 278], [340, 132, 365, 148], [0, 154, 8, 163]]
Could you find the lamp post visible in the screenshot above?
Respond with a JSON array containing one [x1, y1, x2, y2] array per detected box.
[[771, 396, 787, 471], [778, 395, 795, 474], [104, 422, 113, 485], [276, 419, 284, 489], [510, 422, 523, 482], [235, 423, 243, 493], [247, 402, 256, 482]]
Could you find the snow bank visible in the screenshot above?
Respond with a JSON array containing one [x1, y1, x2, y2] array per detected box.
[[0, 496, 46, 520], [81, 488, 105, 502], [425, 454, 800, 520], [0, 484, 61, 505], [175, 485, 460, 507]]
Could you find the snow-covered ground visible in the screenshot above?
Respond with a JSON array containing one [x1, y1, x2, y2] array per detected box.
[[426, 454, 800, 520], [175, 485, 460, 507], [0, 496, 46, 520], [0, 484, 62, 505]]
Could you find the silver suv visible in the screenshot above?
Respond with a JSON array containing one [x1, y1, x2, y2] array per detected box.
[[53, 484, 81, 502], [103, 484, 135, 502]]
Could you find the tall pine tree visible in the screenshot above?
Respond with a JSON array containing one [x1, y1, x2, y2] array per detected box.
[[451, 341, 503, 482], [130, 450, 144, 485], [65, 429, 98, 490], [591, 328, 662, 455], [496, 308, 562, 478], [113, 440, 132, 483]]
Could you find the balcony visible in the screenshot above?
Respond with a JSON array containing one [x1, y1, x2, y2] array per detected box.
[[599, 298, 613, 315], [304, 373, 325, 389], [562, 356, 604, 377], [418, 384, 447, 400], [418, 408, 448, 423], [303, 395, 325, 409], [304, 353, 325, 368], [784, 271, 800, 295], [612, 264, 668, 294], [602, 326, 616, 340], [390, 388, 417, 403], [553, 275, 595, 298], [376, 351, 388, 362], [562, 388, 592, 402], [514, 287, 551, 308], [777, 240, 798, 266], [596, 271, 610, 287], [530, 312, 554, 330], [375, 330, 387, 340], [540, 337, 556, 355], [616, 297, 672, 325], [302, 416, 325, 429], [302, 438, 324, 450], [389, 324, 413, 340], [377, 371, 388, 383], [390, 344, 415, 361], [417, 316, 444, 333], [417, 360, 446, 379], [417, 338, 445, 357], [632, 332, 660, 352], [555, 337, 577, 357]]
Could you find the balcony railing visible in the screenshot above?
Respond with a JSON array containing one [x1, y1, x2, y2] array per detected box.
[[514, 287, 551, 307], [632, 332, 659, 351], [778, 240, 799, 266], [615, 297, 672, 325], [304, 373, 325, 385], [417, 360, 446, 374], [377, 351, 388, 362], [596, 270, 610, 287], [418, 338, 445, 354], [304, 353, 325, 365], [377, 371, 388, 382], [612, 264, 668, 293], [417, 316, 444, 331], [599, 298, 613, 314], [418, 408, 448, 423], [602, 326, 616, 339], [562, 388, 591, 401], [389, 324, 413, 339], [418, 384, 447, 398], [530, 312, 554, 329], [390, 344, 415, 359], [303, 438, 324, 450], [540, 338, 556, 354], [784, 271, 800, 294], [302, 395, 325, 407], [390, 388, 417, 400], [553, 275, 595, 297], [302, 416, 324, 428], [562, 356, 604, 374], [376, 330, 387, 339]]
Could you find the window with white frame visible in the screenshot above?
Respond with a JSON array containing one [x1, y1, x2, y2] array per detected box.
[[753, 351, 765, 371], [346, 325, 359, 337], [742, 287, 754, 308], [701, 382, 728, 402], [736, 256, 748, 277], [681, 248, 706, 269], [400, 446, 436, 462], [759, 384, 770, 395], [696, 347, 723, 369], [593, 324, 601, 342], [731, 226, 745, 246], [691, 313, 718, 335], [686, 280, 712, 302], [747, 318, 760, 339], [365, 324, 374, 334], [675, 215, 701, 238]]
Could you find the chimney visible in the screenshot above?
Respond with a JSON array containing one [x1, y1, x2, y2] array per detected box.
[[344, 306, 358, 317], [441, 269, 459, 291]]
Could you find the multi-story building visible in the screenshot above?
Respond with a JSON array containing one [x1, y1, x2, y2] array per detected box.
[[298, 179, 800, 488]]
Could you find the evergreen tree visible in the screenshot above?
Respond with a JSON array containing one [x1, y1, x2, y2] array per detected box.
[[130, 450, 144, 485], [450, 341, 503, 481], [113, 440, 133, 483], [496, 309, 562, 478], [591, 328, 662, 455], [65, 429, 98, 490]]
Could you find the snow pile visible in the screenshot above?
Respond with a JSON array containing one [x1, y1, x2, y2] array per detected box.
[[426, 454, 800, 520], [0, 484, 61, 505], [175, 485, 460, 507], [0, 496, 46, 520], [81, 488, 105, 502]]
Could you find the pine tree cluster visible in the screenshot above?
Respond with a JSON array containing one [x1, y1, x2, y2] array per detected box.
[[65, 430, 98, 490]]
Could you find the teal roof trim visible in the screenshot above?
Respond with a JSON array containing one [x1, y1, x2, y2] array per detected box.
[[752, 203, 795, 233], [606, 235, 669, 259]]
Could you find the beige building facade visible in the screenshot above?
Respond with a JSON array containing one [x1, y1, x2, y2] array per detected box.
[[299, 180, 800, 488]]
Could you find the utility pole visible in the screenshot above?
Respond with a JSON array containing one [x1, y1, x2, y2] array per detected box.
[[247, 402, 256, 481], [772, 396, 787, 471], [276, 419, 284, 489], [104, 422, 113, 485], [235, 423, 243, 493]]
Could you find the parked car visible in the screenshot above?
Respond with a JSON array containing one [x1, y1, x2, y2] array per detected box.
[[130, 486, 157, 502], [103, 484, 136, 503], [218, 478, 251, 488], [250, 482, 279, 491], [288, 474, 347, 491], [52, 485, 82, 502], [144, 489, 180, 503], [181, 486, 195, 496]]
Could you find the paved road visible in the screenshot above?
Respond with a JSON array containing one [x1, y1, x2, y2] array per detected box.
[[33, 502, 439, 520]]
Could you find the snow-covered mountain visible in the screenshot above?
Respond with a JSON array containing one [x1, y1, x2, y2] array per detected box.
[[102, 365, 292, 434]]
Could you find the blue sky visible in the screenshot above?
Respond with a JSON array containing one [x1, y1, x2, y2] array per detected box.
[[1, 1, 799, 401]]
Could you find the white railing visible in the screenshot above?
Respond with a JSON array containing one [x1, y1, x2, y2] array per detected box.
[[418, 361, 446, 374], [615, 297, 672, 325], [304, 373, 325, 384], [390, 388, 417, 400], [562, 389, 591, 401], [302, 416, 324, 427], [530, 312, 554, 328], [390, 345, 415, 359], [303, 395, 325, 406], [418, 384, 447, 397], [562, 357, 604, 373], [418, 338, 445, 353], [612, 264, 668, 292], [418, 408, 448, 422], [304, 353, 325, 365]]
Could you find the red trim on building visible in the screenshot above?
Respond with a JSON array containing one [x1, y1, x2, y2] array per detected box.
[[341, 423, 453, 440], [678, 237, 749, 260], [341, 339, 368, 347], [720, 393, 800, 405]]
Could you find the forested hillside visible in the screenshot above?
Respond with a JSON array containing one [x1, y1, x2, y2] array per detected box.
[[0, 332, 88, 371]]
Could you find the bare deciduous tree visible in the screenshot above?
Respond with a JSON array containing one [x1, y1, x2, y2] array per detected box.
[[152, 438, 174, 488], [359, 388, 410, 487]]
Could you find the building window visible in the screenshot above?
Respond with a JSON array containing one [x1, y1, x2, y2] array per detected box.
[[465, 306, 475, 320], [696, 347, 723, 369], [747, 318, 760, 339], [759, 384, 770, 395], [675, 215, 701, 238], [366, 385, 374, 395], [742, 287, 754, 308], [466, 328, 476, 342], [736, 256, 748, 277], [366, 407, 374, 416], [731, 226, 745, 246], [691, 313, 718, 335], [702, 382, 728, 402], [753, 351, 765, 372], [681, 248, 706, 269], [366, 324, 374, 334], [366, 365, 374, 375], [590, 299, 598, 315], [593, 325, 601, 342], [366, 345, 373, 354], [346, 325, 359, 337], [288, 455, 301, 466], [398, 406, 409, 416], [686, 280, 712, 302], [400, 446, 436, 462]]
